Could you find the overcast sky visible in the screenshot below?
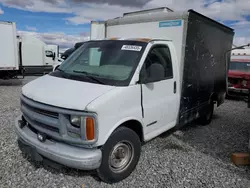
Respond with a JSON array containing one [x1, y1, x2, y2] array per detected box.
[[0, 0, 250, 51]]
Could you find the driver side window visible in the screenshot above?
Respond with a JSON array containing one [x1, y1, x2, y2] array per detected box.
[[141, 45, 173, 83]]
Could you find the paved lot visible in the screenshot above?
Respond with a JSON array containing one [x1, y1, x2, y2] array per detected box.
[[0, 76, 250, 188]]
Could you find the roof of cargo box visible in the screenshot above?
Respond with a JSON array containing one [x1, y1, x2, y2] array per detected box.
[[106, 8, 234, 33], [123, 7, 174, 16], [0, 20, 15, 24], [96, 37, 171, 43]]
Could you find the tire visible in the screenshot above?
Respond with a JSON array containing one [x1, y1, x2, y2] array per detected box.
[[97, 127, 141, 184], [198, 102, 214, 125]]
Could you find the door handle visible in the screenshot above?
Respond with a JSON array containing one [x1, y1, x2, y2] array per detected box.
[[174, 81, 176, 93]]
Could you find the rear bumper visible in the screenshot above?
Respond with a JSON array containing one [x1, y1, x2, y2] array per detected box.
[[15, 115, 102, 170]]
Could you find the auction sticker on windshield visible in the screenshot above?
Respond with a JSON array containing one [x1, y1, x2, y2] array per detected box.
[[121, 45, 142, 51]]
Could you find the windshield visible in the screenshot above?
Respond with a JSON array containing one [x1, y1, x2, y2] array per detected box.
[[51, 40, 147, 86], [229, 61, 250, 73]]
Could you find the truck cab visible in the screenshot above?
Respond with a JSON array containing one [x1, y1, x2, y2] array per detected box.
[[228, 49, 250, 97], [16, 38, 181, 182], [45, 44, 60, 65]]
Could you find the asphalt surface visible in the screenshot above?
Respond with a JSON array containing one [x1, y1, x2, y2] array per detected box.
[[0, 76, 250, 188]]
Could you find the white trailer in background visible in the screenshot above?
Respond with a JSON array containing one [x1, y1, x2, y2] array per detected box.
[[0, 21, 22, 79], [0, 21, 61, 79]]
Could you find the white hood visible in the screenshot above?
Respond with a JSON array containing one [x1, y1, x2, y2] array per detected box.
[[22, 75, 115, 111]]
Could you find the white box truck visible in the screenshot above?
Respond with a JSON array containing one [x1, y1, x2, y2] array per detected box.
[[18, 35, 61, 75], [15, 8, 234, 183], [0, 21, 23, 79]]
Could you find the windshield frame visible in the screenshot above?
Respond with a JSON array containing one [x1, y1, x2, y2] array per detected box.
[[50, 40, 148, 86]]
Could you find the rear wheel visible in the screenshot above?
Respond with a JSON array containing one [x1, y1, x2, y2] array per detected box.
[[198, 102, 214, 125], [97, 127, 141, 184]]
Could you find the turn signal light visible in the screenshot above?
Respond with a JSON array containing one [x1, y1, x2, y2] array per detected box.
[[86, 117, 95, 140]]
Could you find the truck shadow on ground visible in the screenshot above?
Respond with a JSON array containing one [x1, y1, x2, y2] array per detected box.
[[21, 153, 100, 181]]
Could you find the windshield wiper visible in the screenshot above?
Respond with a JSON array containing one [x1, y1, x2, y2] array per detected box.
[[73, 70, 105, 84], [54, 68, 69, 78]]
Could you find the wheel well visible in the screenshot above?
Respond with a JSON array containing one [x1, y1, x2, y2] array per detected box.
[[210, 93, 217, 103], [120, 120, 144, 142]]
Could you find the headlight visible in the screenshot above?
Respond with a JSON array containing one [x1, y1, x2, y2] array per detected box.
[[70, 115, 96, 141], [70, 115, 81, 127]]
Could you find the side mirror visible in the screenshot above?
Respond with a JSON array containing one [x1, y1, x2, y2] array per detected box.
[[45, 50, 54, 58], [138, 70, 153, 84], [138, 63, 165, 84]]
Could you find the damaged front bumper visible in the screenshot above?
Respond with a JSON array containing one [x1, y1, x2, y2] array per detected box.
[[228, 87, 249, 94]]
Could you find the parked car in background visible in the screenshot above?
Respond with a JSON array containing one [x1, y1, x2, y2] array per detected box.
[[228, 48, 250, 97], [61, 48, 75, 60], [74, 42, 85, 49], [61, 42, 85, 60]]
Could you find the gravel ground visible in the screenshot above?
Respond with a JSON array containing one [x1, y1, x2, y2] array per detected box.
[[0, 76, 250, 188]]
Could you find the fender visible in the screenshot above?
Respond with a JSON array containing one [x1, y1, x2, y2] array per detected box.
[[102, 116, 145, 146]]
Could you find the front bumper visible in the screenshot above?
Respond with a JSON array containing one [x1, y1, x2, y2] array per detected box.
[[15, 115, 102, 170], [227, 87, 249, 95]]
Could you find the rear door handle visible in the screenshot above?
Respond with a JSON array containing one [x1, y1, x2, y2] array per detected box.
[[174, 81, 176, 93]]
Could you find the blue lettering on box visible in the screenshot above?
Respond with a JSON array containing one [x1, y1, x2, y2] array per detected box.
[[159, 20, 182, 28]]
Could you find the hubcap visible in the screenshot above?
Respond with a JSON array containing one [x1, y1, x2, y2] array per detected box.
[[109, 141, 134, 173]]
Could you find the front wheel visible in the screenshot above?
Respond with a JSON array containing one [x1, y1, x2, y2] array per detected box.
[[97, 127, 141, 184]]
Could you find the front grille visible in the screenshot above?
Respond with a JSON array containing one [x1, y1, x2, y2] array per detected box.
[[21, 95, 60, 137], [228, 78, 240, 85], [34, 119, 59, 133], [20, 95, 97, 145], [22, 101, 58, 118]]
